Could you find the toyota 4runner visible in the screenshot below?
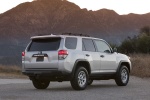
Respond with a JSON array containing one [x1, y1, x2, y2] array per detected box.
[[22, 33, 132, 90]]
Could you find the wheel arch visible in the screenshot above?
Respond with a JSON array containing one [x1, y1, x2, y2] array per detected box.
[[117, 61, 131, 73], [71, 59, 91, 79]]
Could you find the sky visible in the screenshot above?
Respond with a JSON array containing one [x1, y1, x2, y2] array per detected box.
[[0, 0, 32, 14], [68, 0, 150, 15], [0, 0, 150, 15]]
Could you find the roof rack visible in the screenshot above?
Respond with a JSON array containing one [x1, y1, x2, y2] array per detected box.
[[37, 34, 48, 36], [61, 33, 90, 37], [37, 34, 54, 36]]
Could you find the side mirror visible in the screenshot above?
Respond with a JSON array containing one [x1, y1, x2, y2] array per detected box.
[[104, 50, 111, 53], [113, 47, 117, 53]]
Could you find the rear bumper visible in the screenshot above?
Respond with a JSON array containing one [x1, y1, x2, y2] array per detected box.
[[22, 68, 72, 81], [23, 69, 61, 76]]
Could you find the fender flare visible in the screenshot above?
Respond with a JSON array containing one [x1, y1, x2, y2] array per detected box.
[[116, 60, 131, 73], [70, 59, 91, 79]]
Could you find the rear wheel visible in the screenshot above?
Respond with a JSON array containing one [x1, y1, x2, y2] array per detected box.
[[70, 67, 89, 90], [115, 65, 129, 86], [32, 80, 50, 89]]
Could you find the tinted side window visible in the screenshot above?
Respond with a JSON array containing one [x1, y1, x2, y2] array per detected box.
[[82, 39, 96, 52], [65, 37, 77, 49], [82, 42, 85, 51], [94, 40, 111, 53], [28, 38, 61, 51]]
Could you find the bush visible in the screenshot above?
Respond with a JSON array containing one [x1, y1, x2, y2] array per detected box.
[[119, 36, 150, 54], [119, 26, 150, 54]]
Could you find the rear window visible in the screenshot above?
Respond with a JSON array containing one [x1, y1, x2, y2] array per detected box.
[[65, 37, 77, 49], [28, 38, 61, 51]]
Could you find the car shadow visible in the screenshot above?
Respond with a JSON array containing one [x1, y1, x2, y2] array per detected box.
[[29, 83, 117, 92], [87, 84, 117, 90]]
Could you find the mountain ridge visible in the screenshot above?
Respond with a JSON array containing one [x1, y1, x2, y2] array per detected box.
[[0, 0, 150, 65]]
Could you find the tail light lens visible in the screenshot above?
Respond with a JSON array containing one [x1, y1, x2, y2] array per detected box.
[[22, 52, 25, 56], [58, 50, 68, 60], [22, 51, 25, 61]]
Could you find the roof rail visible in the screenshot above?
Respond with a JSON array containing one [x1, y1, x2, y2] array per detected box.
[[37, 34, 49, 36], [61, 33, 90, 37], [37, 34, 54, 36]]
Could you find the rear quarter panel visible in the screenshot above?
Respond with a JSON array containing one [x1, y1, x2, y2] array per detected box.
[[58, 37, 85, 73]]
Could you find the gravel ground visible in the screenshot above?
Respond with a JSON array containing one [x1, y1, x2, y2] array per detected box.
[[0, 76, 150, 100]]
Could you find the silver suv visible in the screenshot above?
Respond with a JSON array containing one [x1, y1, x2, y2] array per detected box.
[[22, 33, 132, 90]]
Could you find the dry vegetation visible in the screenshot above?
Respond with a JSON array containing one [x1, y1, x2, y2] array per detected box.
[[130, 54, 150, 77], [0, 65, 27, 78]]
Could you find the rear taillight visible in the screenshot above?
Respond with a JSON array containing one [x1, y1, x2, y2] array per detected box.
[[58, 50, 68, 60], [22, 51, 25, 61], [22, 52, 25, 57], [58, 50, 68, 55]]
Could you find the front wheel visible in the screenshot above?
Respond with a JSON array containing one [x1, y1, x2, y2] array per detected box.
[[115, 65, 129, 86], [32, 80, 50, 89], [70, 67, 89, 90]]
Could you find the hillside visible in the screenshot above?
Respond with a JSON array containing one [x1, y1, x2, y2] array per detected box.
[[0, 0, 150, 65]]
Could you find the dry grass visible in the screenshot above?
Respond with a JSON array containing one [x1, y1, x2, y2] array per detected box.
[[0, 65, 27, 78], [130, 54, 150, 77]]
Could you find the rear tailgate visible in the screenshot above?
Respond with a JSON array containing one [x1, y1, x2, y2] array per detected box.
[[24, 37, 61, 69]]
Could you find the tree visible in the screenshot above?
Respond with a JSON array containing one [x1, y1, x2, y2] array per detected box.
[[119, 26, 150, 54], [137, 36, 150, 53], [119, 39, 135, 54], [140, 26, 150, 36]]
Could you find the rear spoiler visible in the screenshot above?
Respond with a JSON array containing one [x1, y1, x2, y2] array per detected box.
[[31, 35, 61, 40]]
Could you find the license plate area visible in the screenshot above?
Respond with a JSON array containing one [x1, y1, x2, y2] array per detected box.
[[36, 57, 44, 62]]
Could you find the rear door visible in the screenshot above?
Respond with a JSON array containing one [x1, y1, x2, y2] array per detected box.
[[82, 38, 101, 74], [24, 37, 61, 69]]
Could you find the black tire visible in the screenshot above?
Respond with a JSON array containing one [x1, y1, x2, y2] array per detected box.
[[115, 65, 129, 86], [70, 67, 89, 90], [32, 80, 50, 89], [88, 79, 93, 85]]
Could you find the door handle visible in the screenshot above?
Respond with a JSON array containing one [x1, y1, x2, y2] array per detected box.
[[86, 54, 90, 57], [100, 55, 104, 58]]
